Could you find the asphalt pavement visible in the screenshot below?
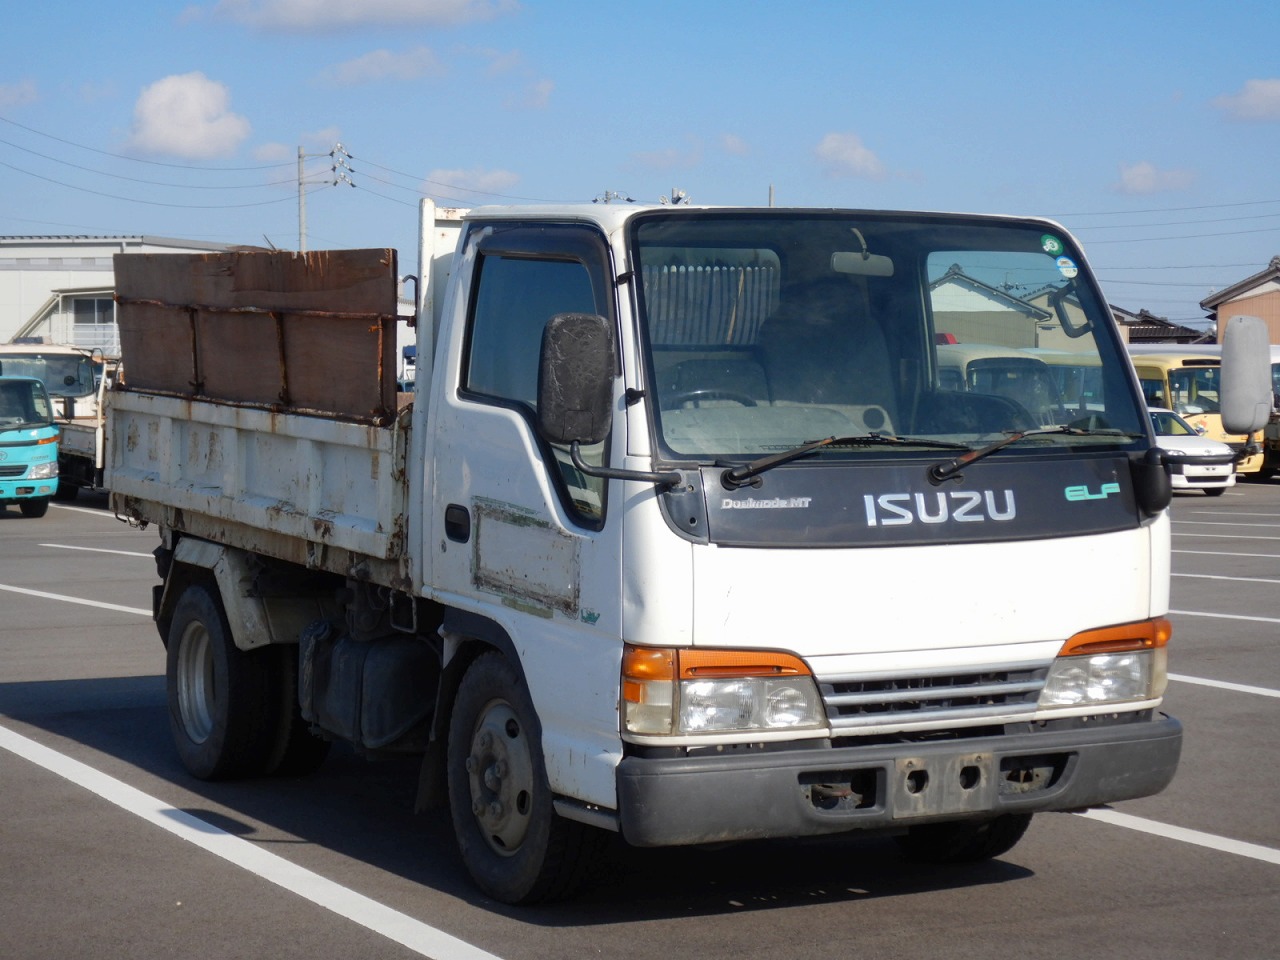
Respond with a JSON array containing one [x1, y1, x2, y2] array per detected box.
[[1, 485, 1277, 960]]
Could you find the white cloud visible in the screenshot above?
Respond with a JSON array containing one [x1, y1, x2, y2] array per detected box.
[[815, 132, 885, 179], [127, 72, 251, 158], [0, 79, 38, 108], [633, 138, 703, 172], [476, 47, 524, 76], [323, 46, 444, 85], [423, 166, 520, 198], [1212, 78, 1280, 121], [1114, 161, 1195, 195], [720, 133, 749, 156], [254, 129, 340, 163], [510, 77, 553, 109], [209, 0, 518, 31], [252, 141, 294, 162]]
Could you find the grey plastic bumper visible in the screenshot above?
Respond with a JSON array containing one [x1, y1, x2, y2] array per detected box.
[[616, 715, 1181, 847]]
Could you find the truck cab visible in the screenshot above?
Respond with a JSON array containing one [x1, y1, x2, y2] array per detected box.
[[0, 375, 59, 518]]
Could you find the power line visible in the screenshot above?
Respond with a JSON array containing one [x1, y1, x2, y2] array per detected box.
[[0, 135, 296, 190], [0, 159, 298, 210], [1052, 198, 1280, 218], [351, 153, 557, 202], [0, 113, 293, 172]]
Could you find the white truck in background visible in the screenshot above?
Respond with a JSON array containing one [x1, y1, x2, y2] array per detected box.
[[107, 200, 1271, 904], [0, 340, 115, 498]]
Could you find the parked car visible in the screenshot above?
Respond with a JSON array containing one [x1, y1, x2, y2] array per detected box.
[[1149, 407, 1237, 496]]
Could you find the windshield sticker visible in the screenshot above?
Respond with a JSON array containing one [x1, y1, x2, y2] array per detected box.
[[1040, 234, 1064, 255], [1055, 256, 1078, 279]]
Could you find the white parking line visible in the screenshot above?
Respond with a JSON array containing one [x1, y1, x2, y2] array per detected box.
[[1074, 808, 1280, 865], [40, 543, 154, 559], [1172, 532, 1280, 541], [1174, 550, 1280, 559], [1169, 608, 1280, 625], [49, 503, 122, 519], [0, 583, 150, 617], [1173, 572, 1280, 585], [1179, 511, 1280, 518], [1173, 520, 1280, 528], [0, 724, 503, 960], [1169, 673, 1280, 699]]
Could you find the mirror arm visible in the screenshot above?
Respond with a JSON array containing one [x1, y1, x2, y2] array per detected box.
[[570, 441, 682, 488]]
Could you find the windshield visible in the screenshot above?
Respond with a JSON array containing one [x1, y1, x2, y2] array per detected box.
[[0, 379, 54, 429], [1167, 366, 1220, 416], [0, 352, 100, 398], [632, 211, 1144, 462], [1150, 410, 1198, 437]]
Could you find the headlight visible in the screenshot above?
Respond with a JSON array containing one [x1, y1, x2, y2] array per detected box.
[[623, 645, 827, 737], [28, 460, 59, 479], [1038, 618, 1170, 710]]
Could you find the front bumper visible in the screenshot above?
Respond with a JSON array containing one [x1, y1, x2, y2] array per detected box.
[[1168, 459, 1235, 489], [0, 477, 58, 503], [616, 714, 1181, 846]]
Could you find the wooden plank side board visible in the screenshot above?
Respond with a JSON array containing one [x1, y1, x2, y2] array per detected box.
[[114, 249, 399, 422]]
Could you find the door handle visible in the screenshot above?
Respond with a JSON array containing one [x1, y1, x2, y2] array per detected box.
[[445, 503, 471, 543]]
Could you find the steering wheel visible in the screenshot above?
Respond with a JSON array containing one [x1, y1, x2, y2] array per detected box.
[[667, 389, 757, 408]]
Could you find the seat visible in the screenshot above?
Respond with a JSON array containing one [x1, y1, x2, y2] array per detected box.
[[756, 277, 895, 414]]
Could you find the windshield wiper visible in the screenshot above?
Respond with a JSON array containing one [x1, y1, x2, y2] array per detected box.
[[927, 425, 1140, 483], [720, 434, 971, 489]]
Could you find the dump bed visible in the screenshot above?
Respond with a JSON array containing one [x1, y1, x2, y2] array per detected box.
[[107, 249, 412, 587]]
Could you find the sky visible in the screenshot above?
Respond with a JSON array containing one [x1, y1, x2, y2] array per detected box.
[[3, 0, 1280, 329]]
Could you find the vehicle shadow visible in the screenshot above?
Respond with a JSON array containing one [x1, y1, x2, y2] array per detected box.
[[0, 675, 1033, 925]]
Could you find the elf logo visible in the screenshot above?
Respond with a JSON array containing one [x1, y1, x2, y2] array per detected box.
[[863, 490, 1016, 527], [1064, 482, 1120, 502]]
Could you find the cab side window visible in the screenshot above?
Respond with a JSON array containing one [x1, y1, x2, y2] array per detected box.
[[466, 256, 596, 406], [462, 238, 612, 528]]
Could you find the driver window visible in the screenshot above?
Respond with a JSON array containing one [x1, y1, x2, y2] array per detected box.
[[464, 252, 608, 526]]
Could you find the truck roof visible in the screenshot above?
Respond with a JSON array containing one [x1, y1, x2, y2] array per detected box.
[[459, 203, 1065, 233]]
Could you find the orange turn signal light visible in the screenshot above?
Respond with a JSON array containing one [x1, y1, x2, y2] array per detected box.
[[622, 645, 811, 702], [1059, 617, 1172, 657]]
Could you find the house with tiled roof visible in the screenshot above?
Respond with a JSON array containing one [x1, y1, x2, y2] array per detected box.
[[1200, 255, 1280, 344], [0, 235, 234, 352], [1111, 304, 1210, 344]]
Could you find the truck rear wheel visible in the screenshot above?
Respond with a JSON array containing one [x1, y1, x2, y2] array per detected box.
[[894, 813, 1033, 864], [166, 582, 277, 780], [446, 652, 604, 903], [265, 644, 331, 777]]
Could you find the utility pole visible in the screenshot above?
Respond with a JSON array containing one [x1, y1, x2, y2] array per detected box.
[[297, 144, 353, 252]]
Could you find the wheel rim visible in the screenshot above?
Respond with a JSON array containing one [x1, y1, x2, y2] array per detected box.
[[176, 621, 215, 744], [465, 699, 536, 856]]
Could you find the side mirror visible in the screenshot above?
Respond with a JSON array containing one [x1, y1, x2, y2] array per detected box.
[[1220, 315, 1272, 435], [536, 312, 616, 446]]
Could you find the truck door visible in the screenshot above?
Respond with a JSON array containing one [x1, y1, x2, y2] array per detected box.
[[426, 222, 624, 805]]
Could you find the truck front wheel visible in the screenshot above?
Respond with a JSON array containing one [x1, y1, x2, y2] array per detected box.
[[19, 497, 50, 518], [166, 582, 277, 780], [446, 652, 604, 903], [894, 813, 1033, 864]]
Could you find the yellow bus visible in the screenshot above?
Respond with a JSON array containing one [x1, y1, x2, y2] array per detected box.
[[1126, 346, 1263, 476]]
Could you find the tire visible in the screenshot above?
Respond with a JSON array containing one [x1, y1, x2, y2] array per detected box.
[[1203, 487, 1226, 497], [894, 813, 1033, 864], [53, 481, 79, 502], [264, 644, 331, 777], [166, 582, 278, 780], [446, 652, 605, 904], [19, 497, 50, 518]]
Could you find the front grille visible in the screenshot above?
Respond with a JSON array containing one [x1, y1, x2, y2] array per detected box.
[[0, 464, 27, 478], [821, 664, 1048, 734]]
